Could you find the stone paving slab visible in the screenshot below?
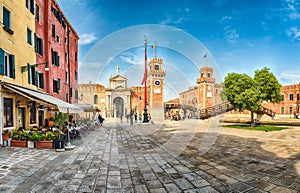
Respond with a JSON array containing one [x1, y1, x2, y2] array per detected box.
[[0, 119, 299, 192]]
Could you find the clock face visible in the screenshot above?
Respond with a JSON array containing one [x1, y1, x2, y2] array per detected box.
[[154, 80, 160, 86]]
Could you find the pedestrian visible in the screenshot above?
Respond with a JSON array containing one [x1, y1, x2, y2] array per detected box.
[[271, 112, 275, 120], [98, 114, 104, 126], [134, 113, 138, 123], [130, 112, 133, 125], [139, 114, 142, 124]]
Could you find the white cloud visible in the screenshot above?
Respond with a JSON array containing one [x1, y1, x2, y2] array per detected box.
[[160, 14, 186, 25], [279, 71, 300, 84], [120, 54, 143, 66], [70, 0, 86, 7], [220, 15, 232, 23], [281, 0, 300, 19], [224, 26, 239, 45], [287, 27, 300, 40], [79, 33, 98, 45]]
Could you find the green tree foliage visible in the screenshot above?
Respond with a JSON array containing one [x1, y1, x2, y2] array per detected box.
[[222, 68, 281, 126]]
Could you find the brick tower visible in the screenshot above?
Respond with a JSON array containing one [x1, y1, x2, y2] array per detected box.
[[196, 67, 216, 109], [147, 58, 166, 121]]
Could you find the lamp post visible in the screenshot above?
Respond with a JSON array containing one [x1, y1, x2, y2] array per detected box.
[[143, 36, 149, 123], [21, 62, 49, 72]]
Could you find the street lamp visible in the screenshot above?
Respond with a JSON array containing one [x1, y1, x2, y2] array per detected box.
[[21, 62, 49, 73]]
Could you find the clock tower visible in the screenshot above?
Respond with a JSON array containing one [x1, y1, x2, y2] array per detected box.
[[147, 58, 166, 121]]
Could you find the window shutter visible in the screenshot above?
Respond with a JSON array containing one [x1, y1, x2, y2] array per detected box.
[[0, 49, 4, 75], [51, 49, 54, 64], [58, 79, 61, 90], [35, 71, 38, 86], [40, 73, 44, 88], [30, 0, 34, 14], [28, 63, 31, 84], [34, 33, 37, 52], [9, 55, 15, 78], [40, 38, 43, 56]]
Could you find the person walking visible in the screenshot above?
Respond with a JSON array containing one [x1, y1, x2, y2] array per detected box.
[[139, 114, 142, 124], [98, 114, 104, 126]]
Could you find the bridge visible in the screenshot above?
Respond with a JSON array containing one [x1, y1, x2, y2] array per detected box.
[[182, 103, 274, 120]]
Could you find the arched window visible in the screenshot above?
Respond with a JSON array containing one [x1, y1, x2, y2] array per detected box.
[[94, 95, 98, 104]]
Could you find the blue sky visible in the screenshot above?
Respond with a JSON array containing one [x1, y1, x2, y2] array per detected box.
[[57, 0, 300, 100]]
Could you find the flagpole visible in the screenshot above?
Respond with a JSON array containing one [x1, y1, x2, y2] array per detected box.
[[143, 36, 149, 123]]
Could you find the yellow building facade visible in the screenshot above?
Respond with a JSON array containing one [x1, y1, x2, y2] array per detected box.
[[0, 0, 37, 138]]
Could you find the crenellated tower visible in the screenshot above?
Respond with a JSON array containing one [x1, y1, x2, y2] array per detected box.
[[147, 58, 166, 121]]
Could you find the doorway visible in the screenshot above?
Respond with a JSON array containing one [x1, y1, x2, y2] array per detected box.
[[18, 108, 25, 130], [113, 97, 124, 118], [38, 110, 44, 127]]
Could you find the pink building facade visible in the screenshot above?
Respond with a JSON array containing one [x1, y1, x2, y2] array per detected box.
[[35, 0, 79, 103]]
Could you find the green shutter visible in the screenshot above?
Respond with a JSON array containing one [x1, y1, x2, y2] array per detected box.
[[9, 55, 15, 78], [30, 0, 34, 14], [40, 38, 43, 56], [0, 49, 4, 75], [27, 63, 31, 84], [3, 7, 10, 27], [34, 33, 37, 52], [35, 71, 38, 86], [40, 73, 44, 88]]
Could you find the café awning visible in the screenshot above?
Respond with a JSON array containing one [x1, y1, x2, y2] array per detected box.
[[3, 82, 83, 113]]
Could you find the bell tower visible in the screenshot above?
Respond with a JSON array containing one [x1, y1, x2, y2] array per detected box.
[[147, 58, 166, 121], [196, 67, 216, 109]]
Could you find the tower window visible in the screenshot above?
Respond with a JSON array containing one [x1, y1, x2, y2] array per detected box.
[[207, 72, 211, 78], [154, 64, 159, 70]]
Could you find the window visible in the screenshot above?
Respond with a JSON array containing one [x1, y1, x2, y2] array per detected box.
[[297, 94, 300, 101], [58, 78, 61, 90], [66, 93, 69, 102], [94, 95, 98, 104], [70, 87, 73, 97], [37, 72, 44, 89], [27, 28, 32, 45], [53, 79, 59, 93], [34, 35, 43, 56], [2, 6, 13, 34], [207, 72, 211, 78], [65, 71, 69, 83], [75, 52, 77, 62], [51, 49, 59, 66], [29, 101, 36, 124], [52, 24, 55, 38], [75, 90, 78, 99], [56, 35, 60, 43], [281, 107, 284, 114], [154, 64, 159, 70], [28, 64, 36, 85], [3, 98, 13, 127], [289, 107, 293, 114], [289, 94, 294, 101], [35, 4, 40, 22], [281, 95, 284, 101], [75, 71, 78, 81], [26, 0, 34, 14], [0, 49, 15, 78]]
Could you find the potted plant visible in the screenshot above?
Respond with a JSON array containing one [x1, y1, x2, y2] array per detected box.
[[2, 129, 10, 146], [2, 129, 10, 141], [28, 131, 42, 148], [36, 131, 55, 149], [11, 130, 27, 147]]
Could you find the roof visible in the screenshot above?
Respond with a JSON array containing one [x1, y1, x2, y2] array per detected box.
[[109, 74, 127, 81], [164, 98, 180, 104]]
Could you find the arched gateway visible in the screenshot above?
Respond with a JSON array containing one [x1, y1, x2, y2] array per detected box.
[[113, 97, 124, 118]]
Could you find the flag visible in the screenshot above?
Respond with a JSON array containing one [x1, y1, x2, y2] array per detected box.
[[141, 69, 147, 85], [152, 45, 156, 49]]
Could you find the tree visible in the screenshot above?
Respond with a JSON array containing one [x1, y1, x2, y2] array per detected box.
[[221, 68, 281, 127]]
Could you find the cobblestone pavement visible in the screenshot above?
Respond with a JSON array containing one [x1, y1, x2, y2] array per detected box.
[[0, 118, 300, 193]]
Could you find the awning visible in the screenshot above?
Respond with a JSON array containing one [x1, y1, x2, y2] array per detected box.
[[75, 104, 100, 112], [3, 83, 83, 113]]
